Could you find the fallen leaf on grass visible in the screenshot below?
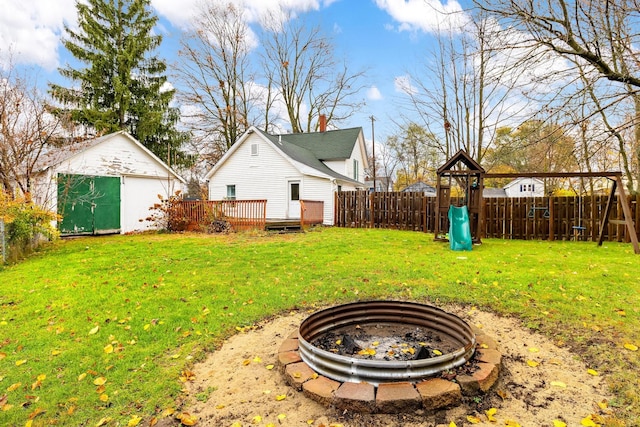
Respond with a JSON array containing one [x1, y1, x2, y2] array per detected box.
[[7, 382, 21, 392], [95, 417, 112, 426], [553, 420, 567, 427], [28, 407, 45, 419], [623, 343, 638, 351], [15, 359, 27, 366], [597, 400, 608, 410], [526, 360, 539, 367], [466, 415, 481, 423], [275, 394, 286, 401], [550, 381, 566, 388], [99, 394, 108, 402], [528, 347, 540, 353], [505, 421, 522, 427], [104, 344, 114, 354], [587, 369, 598, 376], [78, 373, 87, 381], [127, 415, 142, 426], [278, 413, 286, 421], [449, 422, 457, 427], [93, 377, 107, 386], [89, 326, 99, 335], [252, 415, 262, 423]]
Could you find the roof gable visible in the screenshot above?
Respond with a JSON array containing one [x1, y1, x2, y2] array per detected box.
[[35, 131, 185, 182], [437, 150, 485, 174], [206, 126, 365, 186]]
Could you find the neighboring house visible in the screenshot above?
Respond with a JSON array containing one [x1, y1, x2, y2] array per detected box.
[[205, 126, 368, 225], [503, 177, 545, 198], [401, 181, 436, 196], [483, 187, 507, 198], [365, 176, 394, 192], [30, 131, 185, 235]]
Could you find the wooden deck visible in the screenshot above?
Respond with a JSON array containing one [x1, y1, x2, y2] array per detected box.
[[265, 219, 303, 231]]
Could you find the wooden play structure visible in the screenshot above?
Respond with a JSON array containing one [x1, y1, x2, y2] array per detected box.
[[434, 151, 640, 254], [434, 150, 485, 244]]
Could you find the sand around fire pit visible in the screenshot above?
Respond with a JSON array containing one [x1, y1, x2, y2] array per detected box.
[[180, 305, 610, 427]]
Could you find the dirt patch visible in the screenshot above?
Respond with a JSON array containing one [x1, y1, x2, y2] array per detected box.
[[180, 305, 611, 427]]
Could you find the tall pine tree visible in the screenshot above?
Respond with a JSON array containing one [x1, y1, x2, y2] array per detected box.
[[49, 0, 189, 165]]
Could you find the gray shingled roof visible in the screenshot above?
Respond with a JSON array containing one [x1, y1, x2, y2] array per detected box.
[[277, 127, 362, 160], [255, 128, 364, 185]]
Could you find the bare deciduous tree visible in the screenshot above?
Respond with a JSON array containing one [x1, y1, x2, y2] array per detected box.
[[478, 0, 640, 192], [399, 8, 535, 165], [175, 2, 269, 165], [260, 10, 367, 133], [1, 62, 65, 197]]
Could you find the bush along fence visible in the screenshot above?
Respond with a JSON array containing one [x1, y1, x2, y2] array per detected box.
[[334, 191, 640, 242]]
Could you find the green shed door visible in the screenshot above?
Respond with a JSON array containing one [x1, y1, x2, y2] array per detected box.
[[57, 174, 121, 235], [93, 176, 121, 234]]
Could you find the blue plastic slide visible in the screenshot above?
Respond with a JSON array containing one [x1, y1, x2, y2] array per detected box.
[[448, 205, 472, 251]]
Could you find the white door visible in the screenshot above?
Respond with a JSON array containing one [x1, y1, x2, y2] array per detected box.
[[288, 180, 300, 219]]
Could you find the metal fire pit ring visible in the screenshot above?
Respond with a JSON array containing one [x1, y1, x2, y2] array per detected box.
[[297, 300, 476, 386]]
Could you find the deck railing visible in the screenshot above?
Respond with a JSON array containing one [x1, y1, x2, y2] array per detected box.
[[300, 200, 324, 228], [174, 200, 267, 231]]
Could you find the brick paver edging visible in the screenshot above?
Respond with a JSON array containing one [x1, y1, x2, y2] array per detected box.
[[277, 328, 501, 414]]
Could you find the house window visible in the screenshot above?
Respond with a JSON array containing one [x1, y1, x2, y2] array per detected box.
[[226, 185, 236, 200], [353, 159, 359, 180], [251, 143, 258, 156]]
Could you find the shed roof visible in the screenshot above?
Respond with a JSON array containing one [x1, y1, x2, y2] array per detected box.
[[33, 131, 185, 182]]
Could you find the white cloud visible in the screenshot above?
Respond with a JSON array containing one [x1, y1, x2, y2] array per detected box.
[[367, 86, 383, 101], [375, 0, 468, 34], [394, 75, 417, 95], [153, 0, 326, 30], [0, 0, 77, 70]]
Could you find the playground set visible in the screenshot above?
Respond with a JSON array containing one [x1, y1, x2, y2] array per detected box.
[[434, 150, 639, 254]]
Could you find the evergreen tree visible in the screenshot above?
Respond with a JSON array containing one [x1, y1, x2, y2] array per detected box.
[[49, 0, 189, 165]]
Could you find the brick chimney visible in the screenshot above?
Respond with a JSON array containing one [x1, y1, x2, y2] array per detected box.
[[319, 114, 327, 132]]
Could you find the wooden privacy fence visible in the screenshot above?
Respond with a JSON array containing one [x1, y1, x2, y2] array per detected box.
[[335, 191, 640, 242], [174, 200, 267, 231]]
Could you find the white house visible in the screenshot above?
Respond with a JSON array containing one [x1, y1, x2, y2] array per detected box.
[[30, 131, 185, 235], [204, 126, 368, 225], [503, 177, 545, 198]]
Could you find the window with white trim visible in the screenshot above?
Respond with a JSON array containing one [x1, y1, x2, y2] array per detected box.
[[226, 185, 236, 200], [251, 143, 259, 156]]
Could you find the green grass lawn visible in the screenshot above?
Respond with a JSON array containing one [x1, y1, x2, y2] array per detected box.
[[1, 228, 639, 426]]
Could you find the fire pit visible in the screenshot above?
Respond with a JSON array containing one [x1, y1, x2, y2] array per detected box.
[[278, 301, 502, 413], [298, 300, 476, 385]]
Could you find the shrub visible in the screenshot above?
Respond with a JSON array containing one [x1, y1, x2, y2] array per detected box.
[[0, 192, 59, 262], [144, 191, 190, 232]]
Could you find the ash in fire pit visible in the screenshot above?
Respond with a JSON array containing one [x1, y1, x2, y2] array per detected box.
[[311, 323, 457, 362]]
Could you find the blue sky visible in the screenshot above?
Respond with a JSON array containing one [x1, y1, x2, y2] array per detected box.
[[1, 0, 468, 142]]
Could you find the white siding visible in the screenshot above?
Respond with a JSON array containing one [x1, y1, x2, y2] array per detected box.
[[120, 176, 177, 232], [56, 134, 174, 179], [324, 160, 347, 176], [208, 133, 305, 219], [31, 133, 182, 234]]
